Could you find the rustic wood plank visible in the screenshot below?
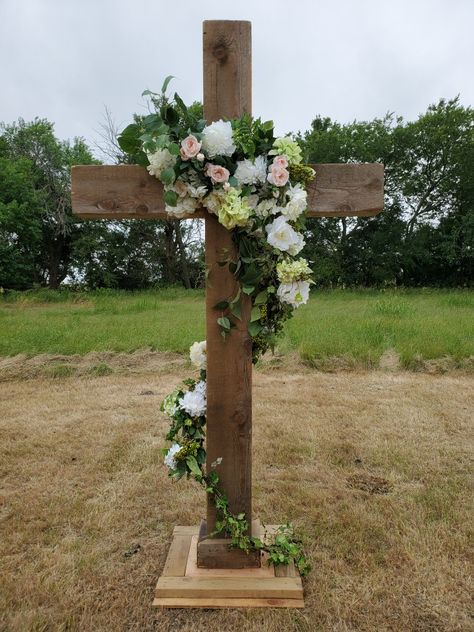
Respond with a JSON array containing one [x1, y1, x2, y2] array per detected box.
[[162, 535, 192, 577], [306, 163, 384, 217], [274, 561, 296, 577], [173, 525, 200, 536], [199, 20, 255, 568], [187, 535, 273, 577], [155, 577, 303, 600], [71, 163, 383, 219], [153, 597, 305, 608]]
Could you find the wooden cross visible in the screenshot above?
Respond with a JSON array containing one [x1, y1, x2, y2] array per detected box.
[[72, 21, 383, 575]]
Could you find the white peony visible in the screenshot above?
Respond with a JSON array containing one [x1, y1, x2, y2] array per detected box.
[[189, 340, 206, 370], [201, 120, 236, 158], [265, 215, 302, 253], [166, 195, 198, 218], [179, 382, 206, 417], [282, 184, 307, 221], [287, 232, 305, 256], [146, 149, 177, 178], [277, 281, 310, 308], [164, 443, 181, 469], [234, 155, 267, 185]]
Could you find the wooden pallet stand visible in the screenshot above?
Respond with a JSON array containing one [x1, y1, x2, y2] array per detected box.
[[153, 525, 305, 608]]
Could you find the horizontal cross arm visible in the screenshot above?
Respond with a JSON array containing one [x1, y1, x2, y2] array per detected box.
[[71, 162, 383, 220]]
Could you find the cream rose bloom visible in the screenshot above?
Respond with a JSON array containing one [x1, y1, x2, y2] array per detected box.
[[146, 149, 177, 178], [189, 340, 206, 370]]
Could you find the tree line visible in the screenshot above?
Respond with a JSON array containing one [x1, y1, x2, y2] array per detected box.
[[0, 97, 472, 290]]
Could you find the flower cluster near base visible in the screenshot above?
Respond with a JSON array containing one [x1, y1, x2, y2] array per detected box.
[[120, 77, 311, 576]]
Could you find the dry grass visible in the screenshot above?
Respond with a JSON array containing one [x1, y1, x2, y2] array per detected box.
[[1, 367, 473, 631]]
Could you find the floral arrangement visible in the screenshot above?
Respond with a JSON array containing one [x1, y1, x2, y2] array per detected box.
[[118, 77, 312, 574]]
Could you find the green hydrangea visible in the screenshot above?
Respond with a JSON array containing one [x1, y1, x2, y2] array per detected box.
[[276, 258, 313, 283], [269, 137, 303, 165], [218, 188, 253, 230]]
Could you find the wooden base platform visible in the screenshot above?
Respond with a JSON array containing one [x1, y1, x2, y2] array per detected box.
[[153, 525, 304, 608]]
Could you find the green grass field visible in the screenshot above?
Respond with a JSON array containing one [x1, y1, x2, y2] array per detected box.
[[1, 288, 473, 369]]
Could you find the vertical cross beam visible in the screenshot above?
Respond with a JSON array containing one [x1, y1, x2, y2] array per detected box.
[[197, 21, 259, 568]]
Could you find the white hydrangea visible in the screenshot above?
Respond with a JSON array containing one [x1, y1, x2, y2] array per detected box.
[[265, 215, 302, 253], [146, 149, 177, 178], [255, 198, 277, 219], [282, 184, 307, 221], [201, 120, 236, 158], [164, 443, 181, 469], [277, 281, 310, 308], [166, 195, 198, 218], [189, 340, 206, 370], [179, 381, 206, 417], [187, 184, 208, 199], [287, 232, 305, 256], [162, 389, 180, 417], [234, 155, 267, 185]]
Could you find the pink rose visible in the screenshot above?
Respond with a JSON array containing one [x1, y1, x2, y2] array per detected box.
[[267, 164, 289, 187], [273, 155, 288, 168], [180, 135, 202, 160], [205, 163, 230, 184]]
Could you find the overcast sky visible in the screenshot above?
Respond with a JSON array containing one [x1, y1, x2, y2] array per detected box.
[[1, 0, 473, 155]]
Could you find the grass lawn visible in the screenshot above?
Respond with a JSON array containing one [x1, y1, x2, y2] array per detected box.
[[1, 288, 473, 369]]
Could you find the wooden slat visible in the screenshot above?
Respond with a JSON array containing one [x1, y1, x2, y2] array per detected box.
[[72, 162, 383, 220], [173, 525, 200, 536], [199, 20, 254, 566], [162, 535, 192, 577], [155, 577, 303, 600], [71, 165, 205, 220], [153, 597, 305, 608], [307, 163, 384, 217]]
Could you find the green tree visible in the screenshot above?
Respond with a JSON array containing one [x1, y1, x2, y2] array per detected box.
[[0, 118, 98, 289]]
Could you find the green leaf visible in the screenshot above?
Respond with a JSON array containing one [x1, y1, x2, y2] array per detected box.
[[160, 167, 175, 185], [161, 75, 175, 93], [214, 300, 229, 310], [217, 317, 231, 331], [248, 322, 263, 336], [117, 123, 141, 153], [168, 142, 180, 155], [230, 301, 242, 321], [186, 455, 202, 478], [254, 289, 268, 305], [242, 286, 254, 295], [164, 190, 178, 207], [228, 175, 239, 187], [250, 306, 261, 322]]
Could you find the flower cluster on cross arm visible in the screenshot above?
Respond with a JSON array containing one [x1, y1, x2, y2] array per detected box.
[[118, 77, 312, 575]]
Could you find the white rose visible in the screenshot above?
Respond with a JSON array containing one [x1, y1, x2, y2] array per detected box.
[[201, 120, 236, 158], [164, 443, 181, 469], [265, 215, 301, 253], [146, 149, 177, 178], [179, 382, 206, 417], [277, 281, 310, 308], [234, 155, 267, 185], [189, 340, 206, 370]]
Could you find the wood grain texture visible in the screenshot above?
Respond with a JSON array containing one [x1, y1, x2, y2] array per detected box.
[[71, 163, 383, 220], [200, 20, 255, 567], [155, 577, 302, 600], [162, 535, 192, 577], [307, 163, 384, 217], [153, 597, 305, 608]]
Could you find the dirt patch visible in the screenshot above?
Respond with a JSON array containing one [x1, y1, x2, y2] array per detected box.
[[346, 473, 393, 494]]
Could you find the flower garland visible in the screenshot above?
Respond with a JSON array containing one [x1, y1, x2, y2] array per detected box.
[[118, 77, 313, 575]]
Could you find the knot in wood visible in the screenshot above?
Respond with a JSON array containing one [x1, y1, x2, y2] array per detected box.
[[97, 199, 116, 211], [213, 42, 228, 63], [135, 203, 149, 214]]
